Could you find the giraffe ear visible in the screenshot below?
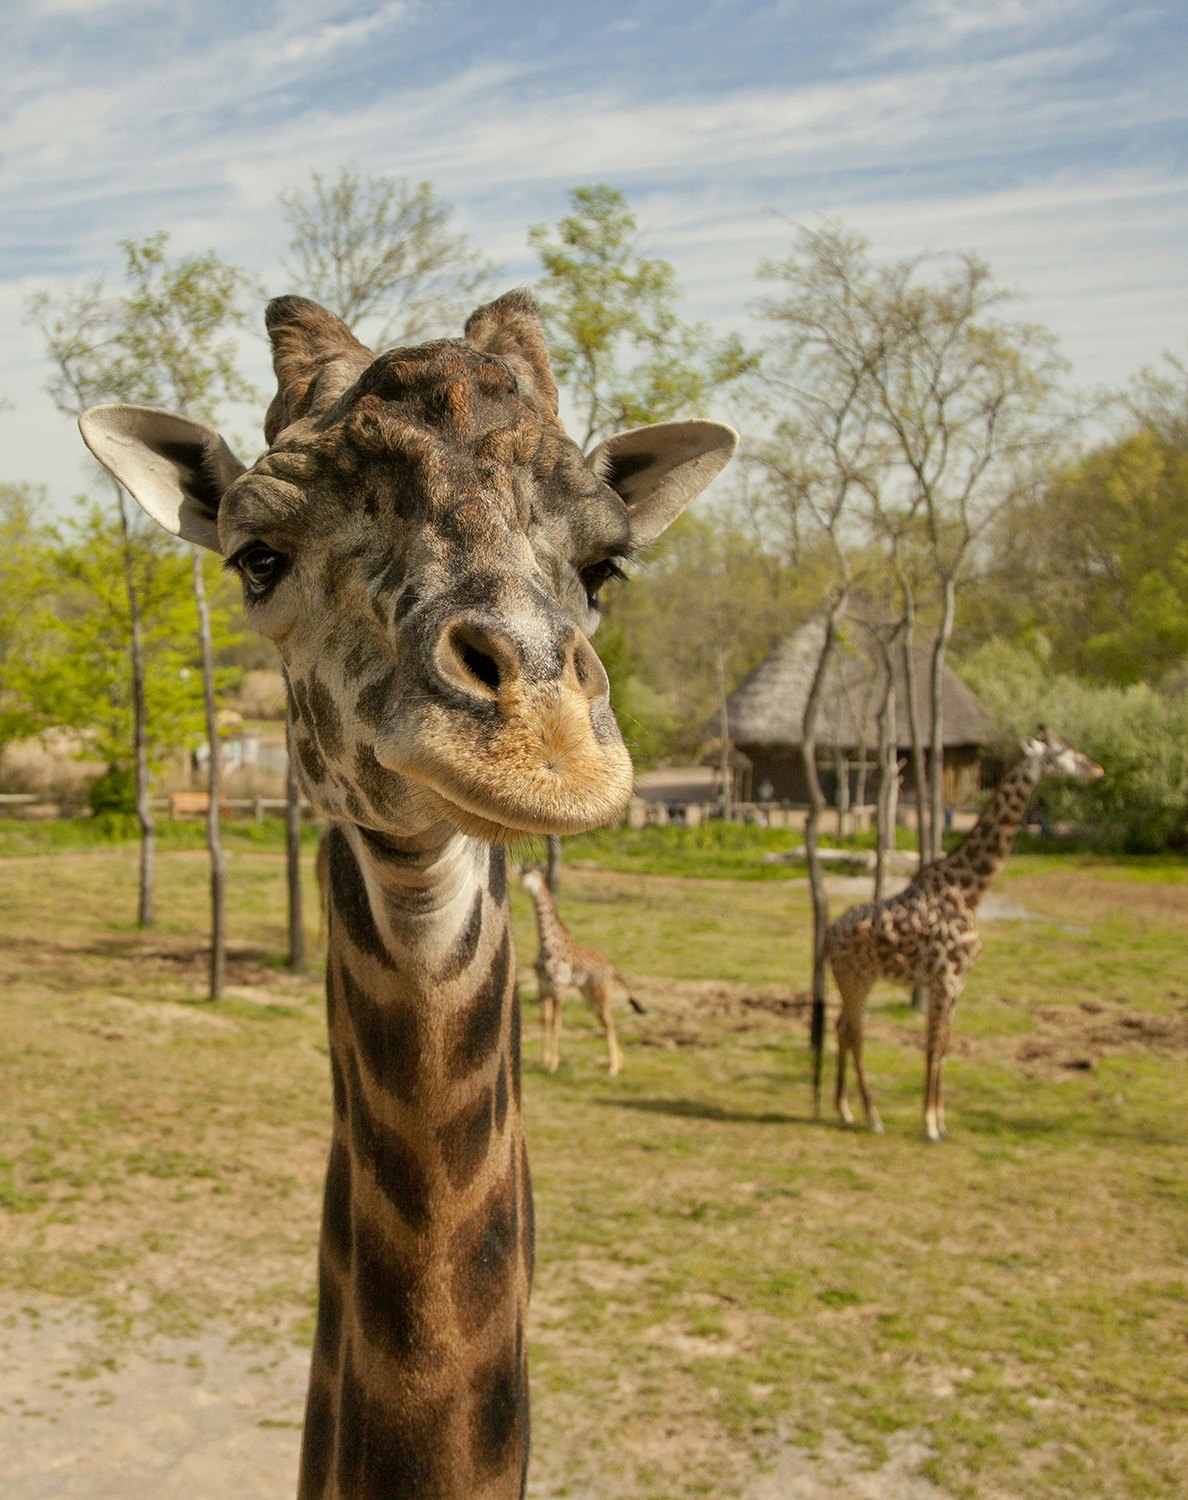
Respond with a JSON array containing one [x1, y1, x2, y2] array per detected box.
[[465, 290, 561, 429], [264, 296, 375, 443], [587, 420, 740, 545], [78, 404, 245, 554]]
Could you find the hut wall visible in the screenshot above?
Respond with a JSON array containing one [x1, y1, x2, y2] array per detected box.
[[741, 743, 983, 810], [741, 747, 810, 803]]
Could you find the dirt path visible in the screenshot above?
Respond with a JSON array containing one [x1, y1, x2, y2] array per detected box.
[[0, 1304, 305, 1500], [1, 1300, 957, 1500]]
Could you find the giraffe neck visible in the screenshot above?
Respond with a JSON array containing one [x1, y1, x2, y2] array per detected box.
[[526, 880, 566, 958], [299, 823, 532, 1500], [937, 755, 1043, 902]]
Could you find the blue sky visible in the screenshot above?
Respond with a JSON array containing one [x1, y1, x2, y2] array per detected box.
[[3, 0, 1186, 507]]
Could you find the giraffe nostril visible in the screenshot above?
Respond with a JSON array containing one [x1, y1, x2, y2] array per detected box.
[[440, 621, 510, 699], [458, 637, 501, 692], [569, 634, 608, 703]]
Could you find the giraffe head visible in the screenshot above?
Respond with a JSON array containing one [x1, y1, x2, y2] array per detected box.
[[1022, 727, 1105, 782], [79, 292, 737, 842], [517, 867, 545, 896]]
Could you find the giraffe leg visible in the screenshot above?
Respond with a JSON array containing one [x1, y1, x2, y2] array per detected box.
[[834, 1011, 855, 1126], [587, 981, 623, 1076], [923, 978, 956, 1141], [833, 974, 875, 1129], [848, 1019, 884, 1135], [540, 982, 562, 1073]]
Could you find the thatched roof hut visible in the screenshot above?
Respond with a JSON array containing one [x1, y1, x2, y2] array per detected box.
[[724, 619, 996, 807]]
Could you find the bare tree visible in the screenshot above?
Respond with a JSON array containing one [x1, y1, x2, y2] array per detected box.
[[759, 224, 1068, 862], [748, 448, 869, 1114], [279, 168, 495, 347]]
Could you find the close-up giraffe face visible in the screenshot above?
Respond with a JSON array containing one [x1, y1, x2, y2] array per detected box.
[[79, 291, 738, 843], [220, 338, 638, 840]]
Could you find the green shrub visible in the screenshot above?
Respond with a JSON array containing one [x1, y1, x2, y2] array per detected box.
[[959, 640, 1188, 852], [87, 764, 137, 818]]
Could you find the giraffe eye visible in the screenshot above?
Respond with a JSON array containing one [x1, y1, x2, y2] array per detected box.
[[230, 544, 288, 598], [580, 558, 627, 610]]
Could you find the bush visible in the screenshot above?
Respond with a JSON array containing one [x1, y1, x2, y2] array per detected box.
[[87, 764, 137, 818], [959, 640, 1188, 852]]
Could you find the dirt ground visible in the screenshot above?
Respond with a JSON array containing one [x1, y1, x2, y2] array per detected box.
[[0, 1301, 957, 1500], [0, 1305, 306, 1500]]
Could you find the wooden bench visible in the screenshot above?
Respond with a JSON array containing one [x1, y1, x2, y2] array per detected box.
[[167, 791, 225, 819]]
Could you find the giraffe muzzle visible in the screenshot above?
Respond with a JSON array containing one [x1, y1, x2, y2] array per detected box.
[[373, 614, 633, 839]]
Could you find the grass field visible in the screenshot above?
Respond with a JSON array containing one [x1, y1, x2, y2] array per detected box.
[[0, 827, 1185, 1497]]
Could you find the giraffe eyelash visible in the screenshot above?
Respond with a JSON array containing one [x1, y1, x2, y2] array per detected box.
[[580, 556, 630, 609]]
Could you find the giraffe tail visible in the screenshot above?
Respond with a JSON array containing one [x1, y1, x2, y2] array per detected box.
[[614, 971, 646, 1014]]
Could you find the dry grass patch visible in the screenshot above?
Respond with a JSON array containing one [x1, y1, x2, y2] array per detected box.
[[0, 845, 1185, 1498]]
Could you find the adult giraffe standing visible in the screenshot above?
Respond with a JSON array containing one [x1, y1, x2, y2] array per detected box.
[[80, 290, 736, 1500], [826, 730, 1104, 1141]]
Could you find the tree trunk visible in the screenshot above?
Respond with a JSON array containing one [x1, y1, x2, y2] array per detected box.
[[804, 601, 846, 1116], [192, 547, 225, 1001], [899, 618, 928, 1010], [717, 648, 733, 822], [286, 718, 306, 971], [927, 574, 957, 862], [545, 835, 563, 897], [873, 652, 896, 903], [833, 749, 850, 838], [900, 609, 928, 865], [114, 484, 154, 927]]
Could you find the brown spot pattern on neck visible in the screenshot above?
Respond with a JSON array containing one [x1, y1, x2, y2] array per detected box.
[[299, 828, 531, 1499]]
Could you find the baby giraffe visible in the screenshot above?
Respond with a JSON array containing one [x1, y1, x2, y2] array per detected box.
[[519, 866, 644, 1076], [826, 729, 1104, 1140]]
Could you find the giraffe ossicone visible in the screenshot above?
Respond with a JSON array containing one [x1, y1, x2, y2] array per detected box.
[[79, 290, 737, 1500], [826, 729, 1104, 1142]]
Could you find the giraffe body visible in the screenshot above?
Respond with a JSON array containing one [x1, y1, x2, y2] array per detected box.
[[78, 291, 736, 1498], [519, 866, 643, 1076], [826, 731, 1103, 1140]]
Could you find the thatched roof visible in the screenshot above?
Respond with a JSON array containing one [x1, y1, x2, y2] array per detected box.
[[698, 739, 753, 771], [724, 618, 995, 752]]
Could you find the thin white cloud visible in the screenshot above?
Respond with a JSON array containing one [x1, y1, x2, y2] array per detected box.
[[277, 2, 409, 65], [2, 0, 1185, 510]]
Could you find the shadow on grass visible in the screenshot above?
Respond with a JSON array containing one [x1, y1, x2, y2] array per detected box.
[[957, 1105, 1183, 1149], [597, 1094, 810, 1128]]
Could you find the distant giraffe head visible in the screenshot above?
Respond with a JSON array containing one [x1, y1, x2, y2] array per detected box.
[[1020, 727, 1106, 784], [80, 292, 737, 842]]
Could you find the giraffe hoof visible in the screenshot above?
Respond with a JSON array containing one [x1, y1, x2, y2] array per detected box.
[[869, 1117, 885, 1135]]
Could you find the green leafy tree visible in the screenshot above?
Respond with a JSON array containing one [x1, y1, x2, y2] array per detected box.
[[530, 184, 754, 890], [279, 167, 495, 345], [30, 232, 252, 949], [0, 485, 57, 756], [31, 504, 236, 786], [974, 426, 1188, 686], [530, 185, 754, 448]]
